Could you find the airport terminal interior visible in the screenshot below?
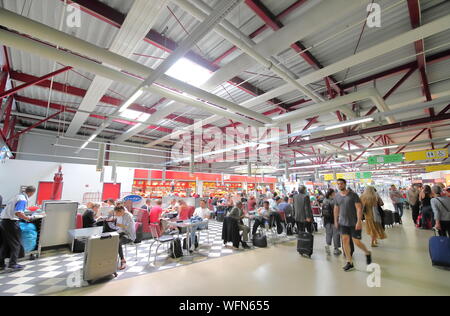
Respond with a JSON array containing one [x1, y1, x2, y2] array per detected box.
[[0, 0, 450, 296]]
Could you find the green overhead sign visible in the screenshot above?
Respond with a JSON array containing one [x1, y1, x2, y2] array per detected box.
[[356, 172, 372, 179], [368, 154, 403, 165]]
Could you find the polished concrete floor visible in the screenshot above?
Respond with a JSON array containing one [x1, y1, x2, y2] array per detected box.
[[60, 207, 450, 296]]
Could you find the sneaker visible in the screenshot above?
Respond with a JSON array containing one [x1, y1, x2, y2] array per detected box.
[[325, 245, 331, 255], [8, 264, 25, 272], [242, 242, 250, 249], [333, 248, 342, 256], [366, 252, 372, 265], [343, 262, 355, 272]]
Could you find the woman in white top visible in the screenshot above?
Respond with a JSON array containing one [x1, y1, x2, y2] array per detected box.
[[109, 205, 136, 270]]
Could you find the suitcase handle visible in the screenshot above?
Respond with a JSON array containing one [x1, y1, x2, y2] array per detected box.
[[100, 234, 113, 240]]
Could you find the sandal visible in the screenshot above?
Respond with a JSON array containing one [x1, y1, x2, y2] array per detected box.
[[119, 262, 127, 270]]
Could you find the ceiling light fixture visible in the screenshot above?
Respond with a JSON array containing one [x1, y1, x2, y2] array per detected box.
[[366, 145, 399, 151], [324, 118, 374, 131], [118, 89, 144, 113]]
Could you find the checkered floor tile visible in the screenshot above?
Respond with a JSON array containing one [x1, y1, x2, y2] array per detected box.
[[0, 220, 296, 296]]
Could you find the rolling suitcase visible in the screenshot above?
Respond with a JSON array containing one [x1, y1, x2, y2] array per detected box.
[[393, 212, 402, 225], [83, 232, 119, 284], [383, 210, 394, 227], [429, 230, 450, 268], [297, 232, 314, 258]]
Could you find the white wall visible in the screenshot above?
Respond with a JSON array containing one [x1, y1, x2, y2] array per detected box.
[[0, 159, 135, 204]]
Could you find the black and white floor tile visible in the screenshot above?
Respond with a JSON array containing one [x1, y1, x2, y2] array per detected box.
[[0, 220, 297, 296]]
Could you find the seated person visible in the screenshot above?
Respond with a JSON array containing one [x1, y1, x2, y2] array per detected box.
[[168, 199, 180, 212], [252, 201, 272, 235], [108, 205, 136, 271], [82, 203, 101, 228], [227, 201, 250, 249], [141, 198, 152, 212], [187, 200, 210, 251]]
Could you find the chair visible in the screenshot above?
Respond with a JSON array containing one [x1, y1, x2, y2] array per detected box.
[[124, 222, 142, 260], [178, 207, 190, 221], [76, 214, 83, 229], [188, 206, 195, 218], [148, 223, 175, 265], [136, 209, 151, 234]]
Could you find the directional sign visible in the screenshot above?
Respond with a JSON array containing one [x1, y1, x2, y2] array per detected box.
[[368, 154, 403, 164], [425, 164, 450, 172], [405, 148, 448, 161]]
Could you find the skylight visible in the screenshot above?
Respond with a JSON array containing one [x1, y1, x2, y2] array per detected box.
[[166, 58, 213, 87], [120, 109, 151, 123]]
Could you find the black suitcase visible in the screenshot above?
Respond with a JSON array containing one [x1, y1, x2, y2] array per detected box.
[[383, 210, 394, 227], [286, 223, 293, 236], [394, 212, 402, 225], [297, 232, 314, 258], [252, 233, 267, 248]]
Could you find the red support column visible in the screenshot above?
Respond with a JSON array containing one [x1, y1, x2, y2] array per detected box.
[[0, 66, 72, 100], [2, 96, 13, 136]]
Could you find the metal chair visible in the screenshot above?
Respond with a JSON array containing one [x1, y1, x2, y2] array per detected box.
[[148, 223, 175, 265], [124, 222, 142, 260]]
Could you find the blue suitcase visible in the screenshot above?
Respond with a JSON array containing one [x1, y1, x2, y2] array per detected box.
[[429, 234, 450, 268]]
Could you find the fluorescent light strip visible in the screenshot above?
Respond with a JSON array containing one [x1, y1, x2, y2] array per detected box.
[[366, 145, 399, 151], [119, 89, 144, 113], [324, 118, 374, 131]]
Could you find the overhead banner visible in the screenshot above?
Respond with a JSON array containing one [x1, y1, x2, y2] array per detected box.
[[368, 154, 403, 164], [425, 164, 450, 172], [324, 172, 372, 181], [405, 148, 448, 161]]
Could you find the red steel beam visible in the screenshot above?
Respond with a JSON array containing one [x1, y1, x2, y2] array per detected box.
[[0, 66, 72, 100], [341, 48, 450, 90], [13, 95, 174, 134], [10, 71, 195, 126], [212, 0, 308, 65], [408, 0, 432, 101], [2, 96, 13, 136], [364, 66, 417, 116], [67, 0, 291, 111], [287, 113, 450, 147], [0, 71, 8, 93], [395, 128, 427, 154], [245, 0, 341, 94], [8, 110, 64, 142]]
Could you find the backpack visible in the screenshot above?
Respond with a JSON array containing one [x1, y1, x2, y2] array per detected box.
[[322, 201, 333, 218], [169, 238, 183, 258]]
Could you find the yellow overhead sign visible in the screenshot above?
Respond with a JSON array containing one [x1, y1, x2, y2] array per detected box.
[[324, 174, 335, 181], [425, 164, 450, 172], [405, 148, 448, 161]]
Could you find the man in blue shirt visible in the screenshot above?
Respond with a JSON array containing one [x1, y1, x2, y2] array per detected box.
[[0, 186, 37, 271]]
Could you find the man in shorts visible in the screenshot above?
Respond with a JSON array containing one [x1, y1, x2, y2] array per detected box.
[[334, 179, 372, 271]]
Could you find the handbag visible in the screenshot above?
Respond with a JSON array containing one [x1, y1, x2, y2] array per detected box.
[[103, 215, 118, 233]]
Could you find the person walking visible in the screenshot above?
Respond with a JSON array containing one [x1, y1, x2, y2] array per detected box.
[[322, 189, 341, 256], [419, 185, 434, 229], [361, 187, 387, 248], [431, 185, 450, 237], [293, 186, 313, 233], [334, 179, 372, 272], [408, 184, 420, 225], [389, 185, 404, 224]]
